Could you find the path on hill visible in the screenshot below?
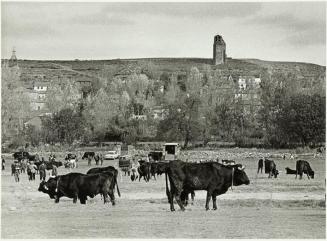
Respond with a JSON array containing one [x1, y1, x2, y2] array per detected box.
[[49, 62, 103, 80]]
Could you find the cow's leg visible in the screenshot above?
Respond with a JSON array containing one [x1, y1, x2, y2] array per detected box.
[[102, 192, 108, 204], [212, 194, 217, 210], [79, 196, 87, 204], [108, 190, 115, 206], [181, 191, 188, 206], [73, 193, 78, 204], [307, 173, 310, 179], [174, 192, 185, 211], [171, 181, 185, 211], [168, 180, 175, 211], [191, 191, 195, 205], [54, 195, 60, 203], [205, 191, 212, 211]]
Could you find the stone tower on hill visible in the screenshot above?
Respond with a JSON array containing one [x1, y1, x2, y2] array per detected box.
[[213, 35, 226, 65], [9, 47, 18, 67]]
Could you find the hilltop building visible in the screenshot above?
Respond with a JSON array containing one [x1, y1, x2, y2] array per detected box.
[[213, 35, 226, 65], [9, 47, 18, 67]]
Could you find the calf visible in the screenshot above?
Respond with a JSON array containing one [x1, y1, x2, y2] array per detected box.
[[285, 167, 297, 174], [137, 162, 151, 182], [82, 152, 95, 160], [264, 159, 279, 178], [296, 160, 314, 179]]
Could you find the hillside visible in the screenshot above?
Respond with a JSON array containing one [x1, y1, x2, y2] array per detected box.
[[2, 57, 325, 84]]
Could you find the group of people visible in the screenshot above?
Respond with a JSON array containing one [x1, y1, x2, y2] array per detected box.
[[87, 153, 104, 166], [38, 161, 58, 181], [6, 154, 59, 183]]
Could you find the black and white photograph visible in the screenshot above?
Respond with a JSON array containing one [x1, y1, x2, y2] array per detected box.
[[1, 1, 326, 239]]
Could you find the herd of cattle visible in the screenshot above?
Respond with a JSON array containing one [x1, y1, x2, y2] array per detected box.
[[9, 151, 316, 211]]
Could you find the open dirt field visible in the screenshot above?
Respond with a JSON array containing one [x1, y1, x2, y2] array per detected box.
[[1, 149, 326, 238]]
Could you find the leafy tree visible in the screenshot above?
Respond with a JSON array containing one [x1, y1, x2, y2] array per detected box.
[[277, 94, 325, 146], [1, 66, 31, 141], [158, 67, 203, 148], [41, 108, 84, 145], [46, 78, 81, 113], [24, 125, 42, 147]]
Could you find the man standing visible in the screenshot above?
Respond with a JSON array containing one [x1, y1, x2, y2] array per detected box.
[[87, 155, 92, 166], [100, 153, 104, 166], [51, 164, 58, 177], [2, 158, 5, 170], [30, 161, 37, 181], [39, 162, 46, 181], [14, 161, 20, 182], [95, 154, 99, 166]]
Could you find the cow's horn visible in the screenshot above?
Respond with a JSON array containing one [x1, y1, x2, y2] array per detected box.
[[238, 165, 245, 170]]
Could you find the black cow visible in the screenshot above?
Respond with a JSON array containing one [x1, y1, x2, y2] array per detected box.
[[137, 162, 151, 182], [82, 152, 95, 159], [13, 151, 29, 161], [296, 160, 314, 179], [28, 154, 39, 162], [34, 161, 62, 171], [285, 167, 297, 174], [38, 172, 117, 205], [164, 161, 250, 211], [264, 159, 279, 178], [257, 159, 263, 174], [86, 166, 121, 199], [155, 161, 195, 206]]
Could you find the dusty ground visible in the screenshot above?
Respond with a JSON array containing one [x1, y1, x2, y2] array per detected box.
[[1, 150, 326, 238]]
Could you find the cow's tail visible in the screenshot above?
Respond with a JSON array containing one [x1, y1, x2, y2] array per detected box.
[[115, 170, 121, 197], [165, 172, 171, 203]]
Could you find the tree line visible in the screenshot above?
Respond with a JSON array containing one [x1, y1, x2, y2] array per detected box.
[[2, 63, 325, 150]]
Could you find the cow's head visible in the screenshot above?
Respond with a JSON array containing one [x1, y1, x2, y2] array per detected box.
[[309, 170, 315, 179], [273, 169, 279, 178], [156, 163, 169, 175], [38, 178, 57, 199], [55, 161, 63, 167], [233, 165, 250, 186]]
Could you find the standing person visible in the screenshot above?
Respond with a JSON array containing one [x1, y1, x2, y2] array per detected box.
[[2, 158, 5, 170], [87, 155, 92, 166], [14, 161, 20, 182], [11, 163, 15, 176], [100, 153, 104, 166], [95, 154, 99, 166], [27, 161, 32, 181], [30, 162, 37, 181], [51, 164, 58, 177], [39, 162, 46, 181]]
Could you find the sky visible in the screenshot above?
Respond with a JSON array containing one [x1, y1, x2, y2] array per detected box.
[[1, 1, 326, 65]]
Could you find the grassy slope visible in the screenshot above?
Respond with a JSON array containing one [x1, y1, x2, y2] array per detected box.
[[11, 57, 325, 83]]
